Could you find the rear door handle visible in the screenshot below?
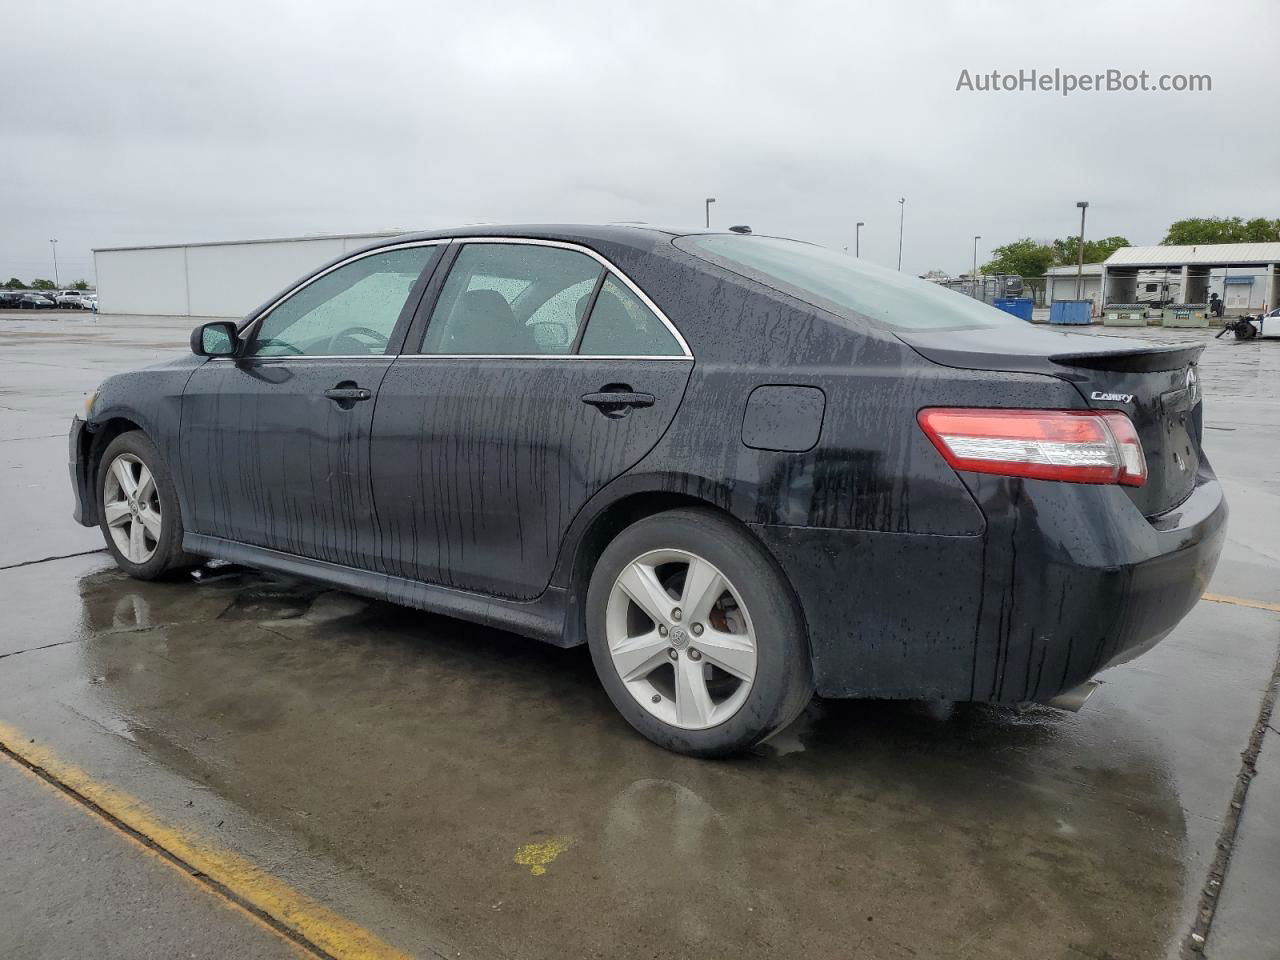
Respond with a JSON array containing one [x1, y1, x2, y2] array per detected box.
[[581, 391, 655, 408]]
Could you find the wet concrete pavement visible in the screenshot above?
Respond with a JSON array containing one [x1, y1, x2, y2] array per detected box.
[[0, 755, 305, 960], [2, 311, 1278, 959]]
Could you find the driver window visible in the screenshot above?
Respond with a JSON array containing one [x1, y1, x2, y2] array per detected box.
[[248, 246, 439, 357]]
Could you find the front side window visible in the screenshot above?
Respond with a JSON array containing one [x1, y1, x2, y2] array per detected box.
[[247, 245, 439, 357], [421, 244, 603, 355]]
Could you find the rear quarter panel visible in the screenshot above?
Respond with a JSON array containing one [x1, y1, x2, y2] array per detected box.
[[570, 245, 1110, 699]]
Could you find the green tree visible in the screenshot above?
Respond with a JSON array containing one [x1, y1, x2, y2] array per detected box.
[[1162, 217, 1280, 244], [30, 278, 55, 290], [983, 238, 1054, 278], [1241, 217, 1280, 241], [3, 278, 24, 290], [983, 239, 1054, 301], [1051, 235, 1130, 266], [71, 279, 91, 291]]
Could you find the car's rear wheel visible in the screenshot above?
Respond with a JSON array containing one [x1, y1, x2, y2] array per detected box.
[[96, 431, 193, 580], [585, 507, 813, 757]]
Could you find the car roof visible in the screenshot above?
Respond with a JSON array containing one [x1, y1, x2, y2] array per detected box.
[[366, 223, 729, 252]]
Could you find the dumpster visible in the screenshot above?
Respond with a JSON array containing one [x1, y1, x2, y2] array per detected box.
[[1162, 304, 1208, 328], [993, 297, 1034, 322], [1103, 303, 1147, 327], [1049, 300, 1092, 325]]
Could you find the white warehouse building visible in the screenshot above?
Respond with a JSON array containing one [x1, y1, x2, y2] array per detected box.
[[93, 232, 402, 317], [1044, 263, 1104, 311]]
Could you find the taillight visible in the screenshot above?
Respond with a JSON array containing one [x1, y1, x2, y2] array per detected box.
[[917, 408, 1147, 487]]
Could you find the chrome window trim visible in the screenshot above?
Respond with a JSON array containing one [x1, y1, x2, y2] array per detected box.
[[206, 355, 397, 363], [397, 354, 692, 362], [237, 235, 693, 362], [208, 354, 691, 363]]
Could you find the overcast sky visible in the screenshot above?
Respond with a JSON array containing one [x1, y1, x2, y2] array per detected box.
[[2, 0, 1276, 284]]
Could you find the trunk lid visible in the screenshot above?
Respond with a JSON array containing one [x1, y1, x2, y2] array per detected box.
[[898, 325, 1205, 518]]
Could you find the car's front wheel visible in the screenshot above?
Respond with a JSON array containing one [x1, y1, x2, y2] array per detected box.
[[96, 431, 192, 580], [585, 507, 813, 757]]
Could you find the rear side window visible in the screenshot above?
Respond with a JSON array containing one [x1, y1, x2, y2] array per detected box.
[[527, 277, 598, 352], [677, 234, 1023, 332], [578, 276, 683, 356], [421, 244, 603, 355]]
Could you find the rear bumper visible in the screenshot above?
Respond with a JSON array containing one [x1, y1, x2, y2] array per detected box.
[[69, 416, 95, 527], [752, 469, 1227, 702]]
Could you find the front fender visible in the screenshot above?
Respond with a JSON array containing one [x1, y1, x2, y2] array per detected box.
[[84, 358, 203, 516]]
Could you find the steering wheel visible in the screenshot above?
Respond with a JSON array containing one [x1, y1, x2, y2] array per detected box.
[[251, 337, 304, 356], [325, 326, 390, 355]]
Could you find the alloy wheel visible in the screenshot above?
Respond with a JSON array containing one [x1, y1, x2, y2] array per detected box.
[[103, 453, 162, 564], [605, 549, 757, 730]]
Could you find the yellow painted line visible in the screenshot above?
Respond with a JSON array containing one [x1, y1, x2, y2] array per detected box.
[[0, 721, 413, 960], [0, 750, 311, 957], [1202, 593, 1280, 614]]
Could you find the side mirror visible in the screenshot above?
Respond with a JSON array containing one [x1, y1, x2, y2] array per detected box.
[[191, 321, 239, 357]]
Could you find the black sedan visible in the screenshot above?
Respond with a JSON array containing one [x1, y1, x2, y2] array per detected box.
[[68, 225, 1226, 756]]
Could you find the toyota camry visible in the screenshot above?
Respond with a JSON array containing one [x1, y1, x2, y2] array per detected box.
[[69, 225, 1227, 756]]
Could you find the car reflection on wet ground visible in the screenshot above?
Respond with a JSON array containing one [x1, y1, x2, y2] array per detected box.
[[1, 312, 1278, 959]]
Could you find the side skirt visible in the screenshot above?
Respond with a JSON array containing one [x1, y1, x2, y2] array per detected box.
[[183, 534, 577, 648]]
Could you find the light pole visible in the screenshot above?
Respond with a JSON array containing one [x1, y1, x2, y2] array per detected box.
[[49, 239, 59, 288], [896, 198, 905, 271], [705, 198, 716, 229], [1075, 201, 1089, 300], [855, 221, 864, 258], [972, 235, 981, 300]]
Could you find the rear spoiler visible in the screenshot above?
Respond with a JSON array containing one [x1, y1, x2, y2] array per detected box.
[[1050, 342, 1203, 373]]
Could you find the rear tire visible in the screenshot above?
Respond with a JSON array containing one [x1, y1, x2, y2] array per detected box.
[[585, 507, 813, 757], [96, 431, 194, 580]]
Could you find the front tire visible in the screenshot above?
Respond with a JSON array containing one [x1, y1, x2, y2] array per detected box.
[[96, 431, 192, 580], [585, 507, 813, 757]]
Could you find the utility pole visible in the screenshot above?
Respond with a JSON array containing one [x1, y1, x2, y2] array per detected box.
[[705, 198, 716, 229], [896, 198, 905, 271], [856, 221, 864, 258], [972, 235, 982, 300], [1075, 201, 1089, 300], [49, 239, 59, 288]]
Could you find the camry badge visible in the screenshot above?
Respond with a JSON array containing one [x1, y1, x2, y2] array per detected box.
[[1090, 391, 1134, 404]]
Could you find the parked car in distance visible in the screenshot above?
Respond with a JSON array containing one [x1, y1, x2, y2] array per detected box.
[[55, 291, 90, 309], [20, 293, 56, 309], [82, 294, 99, 312], [0, 291, 24, 309], [68, 225, 1227, 756]]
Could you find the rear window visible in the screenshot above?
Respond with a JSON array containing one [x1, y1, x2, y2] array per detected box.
[[676, 234, 1023, 331]]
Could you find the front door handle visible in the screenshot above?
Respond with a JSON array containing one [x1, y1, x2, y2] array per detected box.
[[323, 382, 371, 408]]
